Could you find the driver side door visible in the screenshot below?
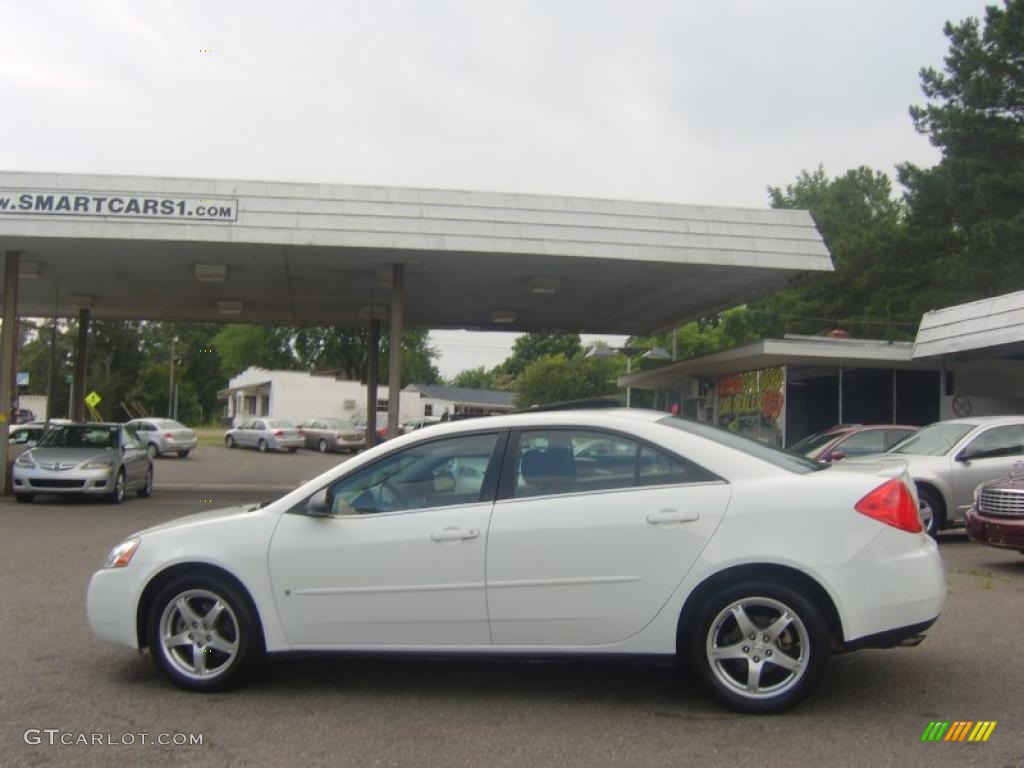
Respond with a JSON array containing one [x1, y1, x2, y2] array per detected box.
[[268, 430, 507, 648]]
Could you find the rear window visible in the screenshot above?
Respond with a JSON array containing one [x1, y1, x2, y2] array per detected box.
[[658, 416, 822, 474], [267, 420, 295, 429], [155, 419, 187, 430]]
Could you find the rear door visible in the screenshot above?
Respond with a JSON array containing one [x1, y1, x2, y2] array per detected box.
[[485, 427, 730, 646]]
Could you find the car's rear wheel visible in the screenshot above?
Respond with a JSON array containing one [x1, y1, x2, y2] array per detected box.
[[916, 486, 944, 537], [258, 439, 269, 453], [137, 467, 153, 498], [225, 435, 235, 449], [146, 443, 159, 460], [318, 439, 328, 453], [14, 493, 33, 504], [146, 574, 261, 692], [177, 450, 190, 458], [107, 470, 126, 504], [689, 581, 828, 714]]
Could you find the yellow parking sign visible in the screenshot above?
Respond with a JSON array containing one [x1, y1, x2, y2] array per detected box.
[[84, 391, 102, 408]]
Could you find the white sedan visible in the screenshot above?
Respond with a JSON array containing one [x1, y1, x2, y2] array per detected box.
[[87, 409, 944, 713]]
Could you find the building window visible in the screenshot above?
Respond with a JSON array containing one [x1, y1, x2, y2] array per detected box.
[[424, 404, 434, 416], [376, 399, 389, 411]]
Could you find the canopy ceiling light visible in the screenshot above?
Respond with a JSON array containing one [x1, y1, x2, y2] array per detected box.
[[65, 294, 94, 308], [528, 276, 561, 295], [217, 300, 244, 316], [195, 264, 227, 283], [489, 309, 518, 324]]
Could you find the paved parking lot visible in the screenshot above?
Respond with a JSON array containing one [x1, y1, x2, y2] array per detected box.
[[0, 447, 1021, 767]]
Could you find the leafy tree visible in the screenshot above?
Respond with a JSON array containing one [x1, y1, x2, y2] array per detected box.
[[213, 324, 297, 379], [899, 0, 1024, 300], [514, 353, 618, 408], [292, 326, 441, 386], [497, 333, 583, 379], [448, 366, 499, 389]]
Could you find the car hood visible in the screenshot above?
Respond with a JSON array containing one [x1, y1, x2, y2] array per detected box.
[[131, 503, 266, 539], [23, 447, 119, 465]]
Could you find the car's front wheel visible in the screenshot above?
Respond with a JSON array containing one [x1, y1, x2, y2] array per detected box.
[[225, 435, 235, 449], [14, 493, 33, 504], [145, 574, 261, 692], [177, 450, 191, 458], [107, 470, 126, 504], [318, 439, 328, 453], [689, 581, 828, 714], [137, 467, 153, 498], [258, 439, 269, 453]]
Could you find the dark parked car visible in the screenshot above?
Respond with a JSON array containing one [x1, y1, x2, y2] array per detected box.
[[966, 474, 1024, 555], [789, 424, 918, 463]]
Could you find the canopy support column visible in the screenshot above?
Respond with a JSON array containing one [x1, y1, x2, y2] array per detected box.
[[387, 264, 404, 439], [0, 251, 22, 495]]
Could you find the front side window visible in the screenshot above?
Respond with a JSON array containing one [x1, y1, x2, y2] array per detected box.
[[964, 425, 1024, 459], [323, 432, 501, 515], [514, 429, 711, 499]]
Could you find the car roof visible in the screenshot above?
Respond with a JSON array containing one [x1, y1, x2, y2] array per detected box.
[[930, 415, 1024, 426], [401, 408, 668, 435]]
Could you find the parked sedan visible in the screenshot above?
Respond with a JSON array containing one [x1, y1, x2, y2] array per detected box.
[[13, 422, 152, 504], [87, 408, 943, 714], [965, 474, 1024, 555], [126, 418, 198, 458], [789, 424, 918, 463], [224, 419, 303, 452], [882, 415, 1024, 536], [298, 418, 366, 453]]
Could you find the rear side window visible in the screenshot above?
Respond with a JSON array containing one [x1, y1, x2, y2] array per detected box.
[[658, 416, 822, 474], [513, 429, 713, 499]]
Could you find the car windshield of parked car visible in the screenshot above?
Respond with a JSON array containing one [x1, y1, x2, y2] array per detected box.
[[888, 422, 976, 456], [788, 430, 841, 457], [658, 416, 822, 473], [155, 419, 187, 430], [38, 425, 118, 449]]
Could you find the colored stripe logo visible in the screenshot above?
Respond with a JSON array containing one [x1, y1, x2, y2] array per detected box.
[[921, 721, 997, 742]]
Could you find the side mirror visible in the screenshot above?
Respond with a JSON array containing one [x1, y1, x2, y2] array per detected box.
[[306, 488, 332, 517], [956, 449, 975, 463]]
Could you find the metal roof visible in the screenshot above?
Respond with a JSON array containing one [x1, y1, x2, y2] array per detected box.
[[403, 384, 517, 408], [913, 291, 1024, 359], [0, 170, 833, 334]]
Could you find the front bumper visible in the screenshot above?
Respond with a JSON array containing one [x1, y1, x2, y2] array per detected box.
[[13, 465, 118, 495], [87, 566, 146, 648], [966, 508, 1024, 552]]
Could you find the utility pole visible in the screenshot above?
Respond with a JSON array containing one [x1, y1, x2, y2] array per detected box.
[[167, 336, 176, 418]]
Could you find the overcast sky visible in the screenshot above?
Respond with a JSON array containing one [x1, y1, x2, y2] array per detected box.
[[0, 0, 992, 377]]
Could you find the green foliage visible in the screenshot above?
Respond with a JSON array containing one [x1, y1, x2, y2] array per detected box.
[[447, 365, 499, 390], [213, 325, 297, 379], [513, 354, 618, 408], [497, 333, 583, 378]]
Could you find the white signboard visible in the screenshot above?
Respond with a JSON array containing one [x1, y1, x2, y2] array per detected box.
[[0, 191, 238, 222]]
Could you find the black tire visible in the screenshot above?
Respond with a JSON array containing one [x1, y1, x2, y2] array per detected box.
[[107, 470, 126, 504], [14, 493, 33, 504], [288, 447, 298, 453], [318, 439, 328, 454], [137, 467, 154, 498], [177, 450, 191, 458], [916, 485, 944, 537], [225, 435, 235, 449], [688, 580, 829, 714], [145, 573, 262, 692], [258, 439, 269, 453], [146, 443, 159, 460]]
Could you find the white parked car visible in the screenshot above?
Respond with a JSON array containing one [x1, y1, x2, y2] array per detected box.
[[881, 415, 1024, 535], [87, 409, 944, 713]]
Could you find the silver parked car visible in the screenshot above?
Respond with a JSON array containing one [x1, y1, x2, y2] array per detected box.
[[125, 418, 198, 459], [224, 419, 304, 452], [880, 415, 1024, 535], [298, 418, 366, 453], [13, 422, 153, 504]]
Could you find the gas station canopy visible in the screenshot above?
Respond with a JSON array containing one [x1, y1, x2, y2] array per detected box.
[[0, 171, 832, 332]]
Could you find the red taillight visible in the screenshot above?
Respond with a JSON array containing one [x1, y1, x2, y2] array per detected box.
[[274, 430, 284, 437], [163, 432, 173, 438], [855, 479, 922, 533]]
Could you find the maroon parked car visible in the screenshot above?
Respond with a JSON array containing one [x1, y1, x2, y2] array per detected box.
[[966, 474, 1024, 555], [789, 424, 919, 463]]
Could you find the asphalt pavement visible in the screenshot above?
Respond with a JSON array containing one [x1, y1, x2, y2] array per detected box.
[[0, 446, 1021, 767]]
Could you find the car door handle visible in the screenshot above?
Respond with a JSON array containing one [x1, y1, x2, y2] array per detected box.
[[430, 527, 480, 542], [646, 509, 699, 524]]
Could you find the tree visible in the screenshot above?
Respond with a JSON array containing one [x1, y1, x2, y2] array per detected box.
[[899, 0, 1024, 300], [447, 366, 499, 390], [213, 324, 297, 379], [497, 333, 583, 379], [514, 354, 618, 408], [292, 326, 441, 386]]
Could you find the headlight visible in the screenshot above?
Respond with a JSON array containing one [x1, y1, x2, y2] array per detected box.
[[81, 459, 115, 470], [15, 453, 35, 468], [104, 538, 140, 568]]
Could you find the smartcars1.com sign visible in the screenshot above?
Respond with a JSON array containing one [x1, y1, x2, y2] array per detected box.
[[0, 191, 238, 221]]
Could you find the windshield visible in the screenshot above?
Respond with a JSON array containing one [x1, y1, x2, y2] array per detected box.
[[788, 430, 842, 457], [889, 422, 976, 456], [38, 425, 119, 449], [658, 416, 822, 473]]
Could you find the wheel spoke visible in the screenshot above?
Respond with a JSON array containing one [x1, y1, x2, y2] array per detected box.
[[206, 631, 237, 655], [768, 652, 802, 673], [164, 630, 192, 648], [763, 611, 793, 642], [711, 642, 748, 662], [202, 600, 226, 626], [175, 597, 204, 627], [192, 646, 207, 675], [730, 604, 758, 638], [745, 660, 764, 693]]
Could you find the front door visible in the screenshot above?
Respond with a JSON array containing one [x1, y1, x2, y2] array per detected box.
[[486, 428, 731, 646], [268, 431, 505, 648], [951, 424, 1024, 515]]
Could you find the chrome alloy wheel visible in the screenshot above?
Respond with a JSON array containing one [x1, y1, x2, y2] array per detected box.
[[918, 497, 935, 535], [158, 589, 240, 681], [705, 596, 810, 700]]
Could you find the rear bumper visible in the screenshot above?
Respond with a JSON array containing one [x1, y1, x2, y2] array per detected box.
[[966, 508, 1024, 551], [841, 617, 937, 651], [156, 438, 198, 453]]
